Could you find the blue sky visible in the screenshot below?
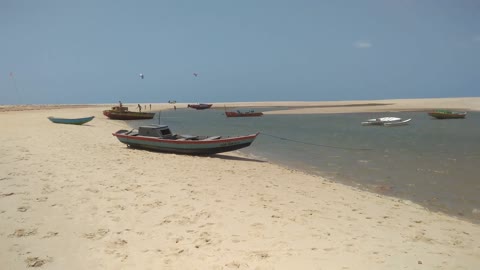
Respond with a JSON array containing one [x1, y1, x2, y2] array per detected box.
[[1, 0, 479, 104]]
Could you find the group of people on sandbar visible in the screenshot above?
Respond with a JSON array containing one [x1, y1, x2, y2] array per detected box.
[[119, 101, 151, 112]]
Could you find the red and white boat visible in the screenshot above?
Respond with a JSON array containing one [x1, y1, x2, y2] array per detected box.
[[113, 125, 258, 155]]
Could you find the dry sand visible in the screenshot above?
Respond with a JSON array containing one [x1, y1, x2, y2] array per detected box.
[[1, 100, 480, 269]]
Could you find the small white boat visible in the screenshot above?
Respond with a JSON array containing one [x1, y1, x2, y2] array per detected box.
[[383, 118, 411, 126], [361, 117, 401, 126], [361, 117, 411, 126]]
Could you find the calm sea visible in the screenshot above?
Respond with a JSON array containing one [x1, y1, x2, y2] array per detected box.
[[128, 107, 480, 223]]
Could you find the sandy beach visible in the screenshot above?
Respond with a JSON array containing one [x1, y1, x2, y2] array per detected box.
[[1, 98, 480, 269]]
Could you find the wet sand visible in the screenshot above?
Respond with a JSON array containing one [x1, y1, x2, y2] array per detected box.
[[1, 99, 480, 269]]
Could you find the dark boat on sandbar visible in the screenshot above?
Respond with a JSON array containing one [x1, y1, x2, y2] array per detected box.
[[225, 110, 263, 117], [428, 110, 467, 119], [103, 106, 155, 120], [112, 124, 258, 155], [187, 103, 212, 110]]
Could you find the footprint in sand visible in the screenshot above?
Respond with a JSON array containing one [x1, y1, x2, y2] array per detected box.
[[35, 197, 48, 202], [249, 222, 267, 237], [111, 239, 128, 247], [250, 222, 264, 229], [83, 229, 110, 240], [85, 188, 99, 193], [10, 228, 37, 238], [231, 238, 242, 244], [114, 253, 128, 262], [41, 184, 57, 194], [42, 232, 59, 238], [413, 231, 435, 244], [141, 200, 165, 213], [193, 231, 221, 248], [250, 251, 270, 260], [17, 206, 29, 212], [161, 214, 193, 225], [0, 192, 15, 197], [225, 261, 249, 269], [105, 239, 129, 258], [25, 256, 52, 267]]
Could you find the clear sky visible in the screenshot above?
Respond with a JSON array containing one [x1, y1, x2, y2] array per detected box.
[[1, 0, 479, 105]]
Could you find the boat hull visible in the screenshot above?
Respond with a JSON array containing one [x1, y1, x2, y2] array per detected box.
[[113, 132, 258, 155], [384, 118, 412, 126], [361, 121, 384, 126], [48, 116, 94, 125], [225, 111, 263, 117], [187, 104, 212, 110], [103, 110, 155, 120], [362, 117, 411, 126], [428, 112, 466, 119]]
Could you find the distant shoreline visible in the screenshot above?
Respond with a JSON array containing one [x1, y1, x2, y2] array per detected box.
[[1, 97, 479, 114]]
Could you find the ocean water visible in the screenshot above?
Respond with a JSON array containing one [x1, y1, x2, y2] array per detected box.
[[128, 108, 480, 222]]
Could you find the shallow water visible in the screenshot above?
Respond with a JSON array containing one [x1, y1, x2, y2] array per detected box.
[[128, 108, 480, 222]]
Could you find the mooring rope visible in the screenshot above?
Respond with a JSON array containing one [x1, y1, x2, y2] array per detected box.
[[259, 132, 373, 151], [95, 117, 372, 151]]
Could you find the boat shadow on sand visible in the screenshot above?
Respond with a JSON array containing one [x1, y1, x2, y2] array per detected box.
[[119, 146, 266, 163]]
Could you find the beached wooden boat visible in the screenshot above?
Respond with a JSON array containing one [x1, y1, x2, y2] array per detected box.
[[225, 110, 263, 117], [362, 117, 402, 126], [113, 124, 258, 155], [103, 106, 155, 120], [428, 110, 466, 119], [187, 103, 212, 110], [48, 116, 94, 125]]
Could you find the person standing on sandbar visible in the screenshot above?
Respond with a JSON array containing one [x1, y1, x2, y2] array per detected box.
[[138, 104, 142, 112]]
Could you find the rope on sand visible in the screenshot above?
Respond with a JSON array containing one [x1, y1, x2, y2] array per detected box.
[[259, 132, 373, 151]]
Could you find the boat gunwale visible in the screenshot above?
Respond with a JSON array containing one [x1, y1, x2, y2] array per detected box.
[[48, 116, 94, 121], [103, 110, 156, 120], [113, 132, 259, 145], [103, 111, 155, 116], [48, 116, 95, 124]]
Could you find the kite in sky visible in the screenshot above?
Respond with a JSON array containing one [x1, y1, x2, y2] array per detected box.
[[139, 73, 144, 79], [193, 73, 198, 77]]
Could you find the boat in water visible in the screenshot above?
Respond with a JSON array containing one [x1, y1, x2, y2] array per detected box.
[[361, 117, 411, 126], [112, 124, 258, 155], [225, 110, 263, 118], [103, 106, 155, 120], [187, 103, 212, 110], [48, 116, 94, 125], [383, 119, 412, 126], [428, 110, 467, 119]]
